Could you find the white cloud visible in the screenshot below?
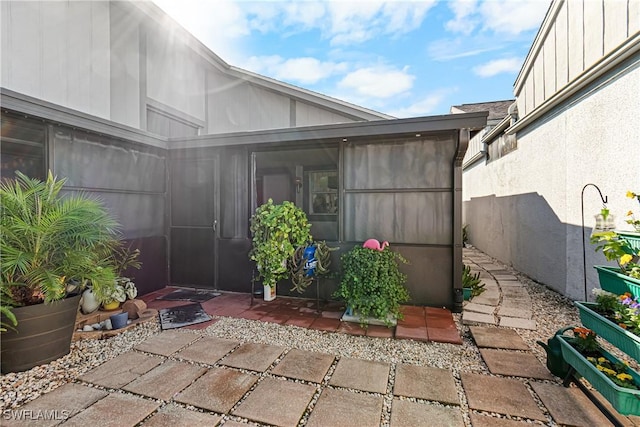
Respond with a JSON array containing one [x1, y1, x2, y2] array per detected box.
[[387, 89, 454, 118], [445, 0, 479, 35], [479, 0, 550, 35], [427, 37, 503, 61], [338, 65, 415, 99], [240, 55, 348, 85], [473, 57, 522, 77]]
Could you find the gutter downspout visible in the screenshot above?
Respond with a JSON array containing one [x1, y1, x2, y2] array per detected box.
[[452, 129, 470, 312]]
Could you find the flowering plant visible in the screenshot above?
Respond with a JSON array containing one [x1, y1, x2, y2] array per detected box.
[[586, 356, 638, 390], [626, 191, 640, 232], [593, 289, 640, 335], [572, 327, 600, 354], [591, 231, 640, 279]]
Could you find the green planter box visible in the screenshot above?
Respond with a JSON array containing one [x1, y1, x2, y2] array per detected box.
[[617, 230, 640, 252], [595, 265, 640, 297], [575, 301, 640, 362], [558, 335, 640, 416]]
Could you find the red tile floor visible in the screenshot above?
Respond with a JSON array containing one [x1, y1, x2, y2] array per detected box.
[[141, 288, 462, 344]]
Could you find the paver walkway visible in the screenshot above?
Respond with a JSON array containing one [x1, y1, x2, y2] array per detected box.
[[5, 247, 635, 426]]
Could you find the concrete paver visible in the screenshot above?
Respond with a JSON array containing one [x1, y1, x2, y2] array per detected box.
[[498, 306, 532, 319], [176, 367, 258, 413], [531, 382, 614, 427], [471, 292, 500, 306], [329, 358, 390, 394], [464, 302, 495, 315], [390, 399, 464, 427], [1, 383, 107, 427], [499, 317, 537, 330], [468, 413, 535, 427], [62, 393, 160, 427], [462, 311, 496, 325], [123, 360, 207, 400], [461, 373, 546, 421], [134, 330, 200, 356], [306, 388, 383, 427], [469, 326, 530, 350], [394, 364, 459, 405], [220, 342, 285, 372], [232, 377, 316, 426], [494, 274, 519, 281], [175, 336, 239, 365], [142, 403, 222, 427], [271, 349, 334, 383], [480, 349, 554, 380], [80, 351, 163, 389]]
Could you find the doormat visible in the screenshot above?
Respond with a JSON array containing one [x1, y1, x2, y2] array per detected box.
[[159, 303, 212, 330], [157, 289, 220, 303]]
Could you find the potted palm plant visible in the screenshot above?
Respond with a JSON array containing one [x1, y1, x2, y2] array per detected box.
[[0, 171, 119, 373], [249, 199, 311, 301]]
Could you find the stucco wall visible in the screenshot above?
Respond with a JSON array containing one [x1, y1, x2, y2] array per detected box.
[[463, 61, 640, 299]]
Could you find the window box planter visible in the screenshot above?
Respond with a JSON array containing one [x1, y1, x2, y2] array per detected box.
[[617, 230, 640, 252], [558, 335, 640, 415], [595, 266, 640, 297], [575, 301, 640, 362]]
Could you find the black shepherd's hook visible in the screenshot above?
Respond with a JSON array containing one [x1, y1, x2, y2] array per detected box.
[[581, 184, 608, 301]]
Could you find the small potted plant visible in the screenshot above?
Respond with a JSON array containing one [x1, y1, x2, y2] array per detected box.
[[462, 264, 484, 300], [591, 230, 640, 296], [334, 242, 410, 327], [249, 199, 311, 301]]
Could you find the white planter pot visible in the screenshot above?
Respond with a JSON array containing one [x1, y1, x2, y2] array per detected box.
[[263, 285, 276, 302], [80, 289, 100, 314]]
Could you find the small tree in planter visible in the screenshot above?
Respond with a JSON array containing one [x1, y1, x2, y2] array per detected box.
[[334, 244, 410, 327], [249, 199, 311, 301]]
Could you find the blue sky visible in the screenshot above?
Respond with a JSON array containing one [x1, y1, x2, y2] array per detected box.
[[152, 0, 551, 117]]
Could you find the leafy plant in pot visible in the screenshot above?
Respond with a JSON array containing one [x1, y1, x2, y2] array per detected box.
[[249, 199, 311, 301], [462, 264, 484, 300], [591, 230, 640, 296], [334, 243, 410, 327], [0, 171, 119, 373]]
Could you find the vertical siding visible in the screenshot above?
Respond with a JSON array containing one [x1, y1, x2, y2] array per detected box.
[[516, 0, 635, 120], [296, 102, 356, 127], [555, 2, 569, 89], [583, 0, 604, 67], [1, 1, 111, 119]]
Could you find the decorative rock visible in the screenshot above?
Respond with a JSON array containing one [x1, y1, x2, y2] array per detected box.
[[123, 299, 147, 320], [90, 323, 102, 330], [82, 325, 93, 332], [104, 319, 113, 330]]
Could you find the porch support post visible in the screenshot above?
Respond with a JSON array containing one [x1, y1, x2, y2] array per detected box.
[[452, 128, 469, 312]]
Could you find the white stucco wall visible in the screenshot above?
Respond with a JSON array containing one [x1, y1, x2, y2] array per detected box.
[[463, 63, 640, 299], [1, 1, 111, 119]]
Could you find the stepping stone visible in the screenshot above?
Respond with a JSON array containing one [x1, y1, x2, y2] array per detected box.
[[499, 317, 537, 330], [142, 403, 222, 427], [480, 349, 553, 380], [494, 274, 519, 281], [329, 358, 390, 394], [464, 302, 495, 315], [479, 264, 503, 271], [1, 383, 107, 427], [232, 377, 315, 426], [63, 393, 160, 427], [394, 364, 459, 405], [531, 382, 612, 426], [220, 342, 285, 372], [462, 311, 496, 325], [175, 336, 239, 365], [123, 360, 207, 400], [498, 306, 532, 319], [499, 280, 524, 287], [306, 388, 383, 427], [134, 331, 200, 356], [469, 413, 534, 427], [271, 349, 334, 383], [176, 368, 258, 413], [390, 399, 464, 427], [80, 352, 163, 388], [472, 292, 500, 306], [461, 373, 546, 421], [469, 326, 529, 350]]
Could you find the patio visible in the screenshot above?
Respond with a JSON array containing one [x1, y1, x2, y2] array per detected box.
[[1, 248, 633, 427]]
